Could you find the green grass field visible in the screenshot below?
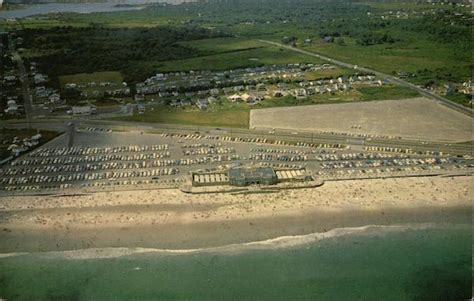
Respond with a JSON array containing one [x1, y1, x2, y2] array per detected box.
[[116, 104, 250, 128], [358, 85, 420, 101], [155, 40, 325, 72], [299, 35, 470, 84], [445, 93, 472, 107], [58, 71, 123, 87], [178, 37, 266, 52], [304, 68, 354, 81]]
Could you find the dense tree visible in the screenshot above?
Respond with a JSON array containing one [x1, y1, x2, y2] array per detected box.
[[19, 26, 227, 83]]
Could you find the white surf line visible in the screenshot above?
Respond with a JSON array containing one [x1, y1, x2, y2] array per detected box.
[[0, 223, 436, 260]]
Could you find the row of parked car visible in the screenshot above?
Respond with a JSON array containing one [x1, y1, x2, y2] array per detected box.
[[251, 148, 306, 156], [314, 152, 408, 162], [81, 178, 186, 188], [28, 144, 169, 158], [181, 143, 223, 149], [3, 160, 178, 176], [1, 168, 180, 186], [364, 146, 444, 156], [183, 147, 236, 156], [1, 151, 245, 189], [2, 177, 188, 192], [161, 133, 347, 150], [10, 152, 172, 167], [3, 184, 73, 192], [259, 162, 305, 169], [318, 130, 402, 140], [248, 154, 308, 162], [320, 157, 461, 170]]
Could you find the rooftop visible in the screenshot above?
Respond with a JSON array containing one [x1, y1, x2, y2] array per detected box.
[[228, 167, 276, 181]]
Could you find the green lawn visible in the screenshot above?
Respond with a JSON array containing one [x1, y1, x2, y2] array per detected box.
[[58, 71, 123, 87], [179, 37, 266, 52], [445, 93, 472, 108], [116, 104, 250, 128], [358, 85, 420, 101], [155, 40, 325, 72], [304, 68, 354, 81], [299, 35, 470, 84]]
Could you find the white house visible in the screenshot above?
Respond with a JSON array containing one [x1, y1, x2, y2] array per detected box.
[[229, 94, 243, 102], [241, 93, 255, 103], [72, 105, 96, 116]]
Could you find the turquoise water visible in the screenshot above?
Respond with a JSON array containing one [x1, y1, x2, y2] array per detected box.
[[0, 224, 471, 301]]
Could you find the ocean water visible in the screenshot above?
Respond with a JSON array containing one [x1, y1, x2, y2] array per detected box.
[[0, 0, 189, 19], [0, 224, 471, 301]]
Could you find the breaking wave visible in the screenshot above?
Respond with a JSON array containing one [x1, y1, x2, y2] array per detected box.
[[0, 223, 435, 260]]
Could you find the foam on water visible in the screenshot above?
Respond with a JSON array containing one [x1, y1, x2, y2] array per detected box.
[[0, 223, 435, 260]]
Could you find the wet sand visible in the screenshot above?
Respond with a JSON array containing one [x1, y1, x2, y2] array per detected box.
[[0, 176, 471, 253]]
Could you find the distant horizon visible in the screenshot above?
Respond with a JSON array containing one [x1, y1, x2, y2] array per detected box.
[[0, 0, 194, 19], [3, 0, 191, 3], [2, 0, 190, 5]]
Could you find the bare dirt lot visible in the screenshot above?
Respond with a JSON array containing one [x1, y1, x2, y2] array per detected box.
[[250, 97, 473, 142]]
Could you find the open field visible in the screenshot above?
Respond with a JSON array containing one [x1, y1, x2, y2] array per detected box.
[[299, 36, 470, 86], [357, 86, 420, 101], [117, 104, 250, 128], [178, 37, 267, 53], [155, 43, 325, 72], [58, 71, 123, 87], [250, 97, 473, 142], [304, 68, 354, 81]]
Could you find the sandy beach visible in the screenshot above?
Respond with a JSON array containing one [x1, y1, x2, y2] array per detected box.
[[0, 175, 471, 253]]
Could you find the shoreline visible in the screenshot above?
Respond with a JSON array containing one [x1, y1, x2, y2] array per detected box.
[[0, 175, 471, 253], [0, 223, 464, 260], [0, 205, 470, 254]]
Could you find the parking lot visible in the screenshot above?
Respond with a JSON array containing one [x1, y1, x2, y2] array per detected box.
[[0, 130, 472, 195]]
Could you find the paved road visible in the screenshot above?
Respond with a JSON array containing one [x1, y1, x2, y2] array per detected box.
[[0, 37, 4, 100], [12, 52, 33, 124], [259, 40, 473, 117], [9, 33, 34, 128]]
